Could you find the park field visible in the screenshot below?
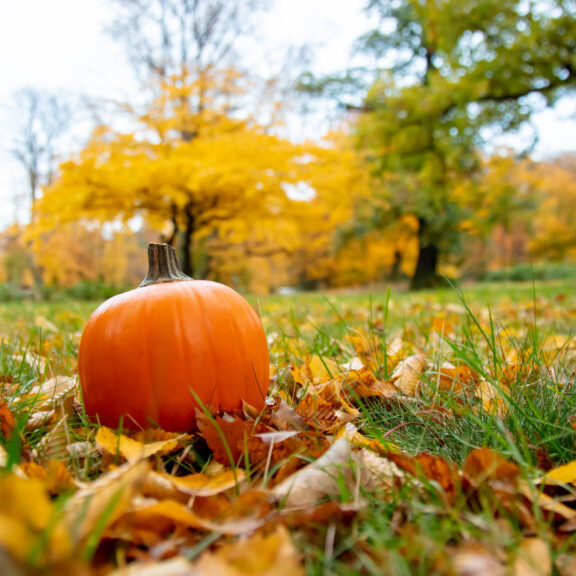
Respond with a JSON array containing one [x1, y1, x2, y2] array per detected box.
[[1, 279, 576, 574]]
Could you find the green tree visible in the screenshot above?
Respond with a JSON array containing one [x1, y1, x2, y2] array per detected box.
[[302, 0, 576, 288]]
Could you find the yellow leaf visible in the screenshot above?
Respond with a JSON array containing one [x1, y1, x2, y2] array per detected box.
[[34, 315, 59, 333], [291, 355, 341, 386], [171, 469, 244, 496], [143, 469, 244, 500], [96, 426, 182, 462], [194, 526, 303, 576], [545, 460, 576, 484], [124, 498, 206, 530], [0, 474, 70, 563]]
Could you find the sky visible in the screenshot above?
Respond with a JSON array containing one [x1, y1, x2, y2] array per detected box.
[[0, 0, 575, 230]]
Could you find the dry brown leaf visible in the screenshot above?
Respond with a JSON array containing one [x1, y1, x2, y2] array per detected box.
[[384, 451, 460, 502], [25, 409, 57, 432], [518, 481, 576, 521], [272, 437, 364, 509], [33, 416, 70, 463], [291, 355, 341, 386], [108, 556, 193, 576], [194, 526, 304, 576], [462, 447, 520, 489], [512, 538, 551, 576], [336, 423, 399, 455], [390, 353, 426, 396], [436, 363, 480, 394], [25, 376, 77, 411], [12, 350, 47, 374], [197, 413, 269, 465], [188, 491, 272, 536], [295, 391, 355, 433], [96, 426, 182, 462], [452, 544, 506, 575], [63, 460, 149, 544]]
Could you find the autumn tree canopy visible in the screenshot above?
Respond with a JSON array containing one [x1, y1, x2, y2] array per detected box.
[[301, 0, 576, 288]]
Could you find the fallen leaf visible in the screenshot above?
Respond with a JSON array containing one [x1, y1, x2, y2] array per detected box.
[[436, 363, 480, 394], [452, 544, 505, 575], [512, 538, 551, 576], [462, 447, 520, 488], [120, 497, 206, 533], [295, 391, 355, 433], [33, 416, 70, 463], [544, 460, 576, 485], [108, 556, 193, 576], [0, 473, 70, 563], [197, 413, 269, 465], [144, 468, 244, 500], [390, 353, 426, 396], [0, 400, 16, 439], [25, 376, 78, 411], [34, 315, 59, 333], [272, 437, 363, 509], [291, 355, 341, 386], [384, 451, 460, 502], [63, 460, 149, 545], [19, 460, 80, 495], [194, 526, 304, 576], [96, 426, 182, 462], [519, 482, 576, 521], [25, 409, 57, 431]]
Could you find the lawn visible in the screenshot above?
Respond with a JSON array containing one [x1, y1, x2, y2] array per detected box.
[[1, 279, 576, 575]]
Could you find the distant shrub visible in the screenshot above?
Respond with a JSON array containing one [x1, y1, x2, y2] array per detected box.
[[0, 283, 29, 302], [483, 262, 576, 282], [58, 281, 131, 301]]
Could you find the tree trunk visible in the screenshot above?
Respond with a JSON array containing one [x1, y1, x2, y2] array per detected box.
[[180, 202, 195, 277], [390, 249, 402, 281], [410, 218, 441, 290]]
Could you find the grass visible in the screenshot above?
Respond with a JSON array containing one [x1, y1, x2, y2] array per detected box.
[[1, 278, 576, 573]]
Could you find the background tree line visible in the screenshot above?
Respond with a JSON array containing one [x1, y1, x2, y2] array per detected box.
[[1, 0, 575, 294]]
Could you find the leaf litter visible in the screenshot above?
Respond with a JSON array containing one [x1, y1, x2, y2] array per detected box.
[[1, 292, 576, 573]]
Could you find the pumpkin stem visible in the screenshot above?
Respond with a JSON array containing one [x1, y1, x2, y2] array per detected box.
[[139, 243, 193, 287]]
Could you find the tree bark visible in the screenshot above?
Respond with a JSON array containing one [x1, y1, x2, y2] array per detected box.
[[181, 202, 196, 277], [410, 217, 441, 290]]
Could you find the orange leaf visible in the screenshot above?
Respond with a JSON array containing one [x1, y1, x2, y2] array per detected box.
[[462, 447, 520, 488], [196, 413, 268, 465], [0, 400, 16, 439]]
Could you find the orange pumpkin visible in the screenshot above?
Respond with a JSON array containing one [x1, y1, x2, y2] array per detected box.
[[78, 243, 269, 431]]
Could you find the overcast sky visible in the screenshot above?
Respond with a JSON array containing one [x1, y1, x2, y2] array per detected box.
[[1, 0, 575, 229]]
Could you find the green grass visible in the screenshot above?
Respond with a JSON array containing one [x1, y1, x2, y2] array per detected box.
[[1, 279, 576, 573]]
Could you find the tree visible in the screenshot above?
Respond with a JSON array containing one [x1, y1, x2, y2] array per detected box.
[[9, 88, 72, 220], [525, 154, 576, 261], [33, 78, 362, 283], [302, 0, 576, 288], [99, 0, 294, 271]]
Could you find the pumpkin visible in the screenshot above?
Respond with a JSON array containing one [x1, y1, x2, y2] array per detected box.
[[78, 243, 270, 431]]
